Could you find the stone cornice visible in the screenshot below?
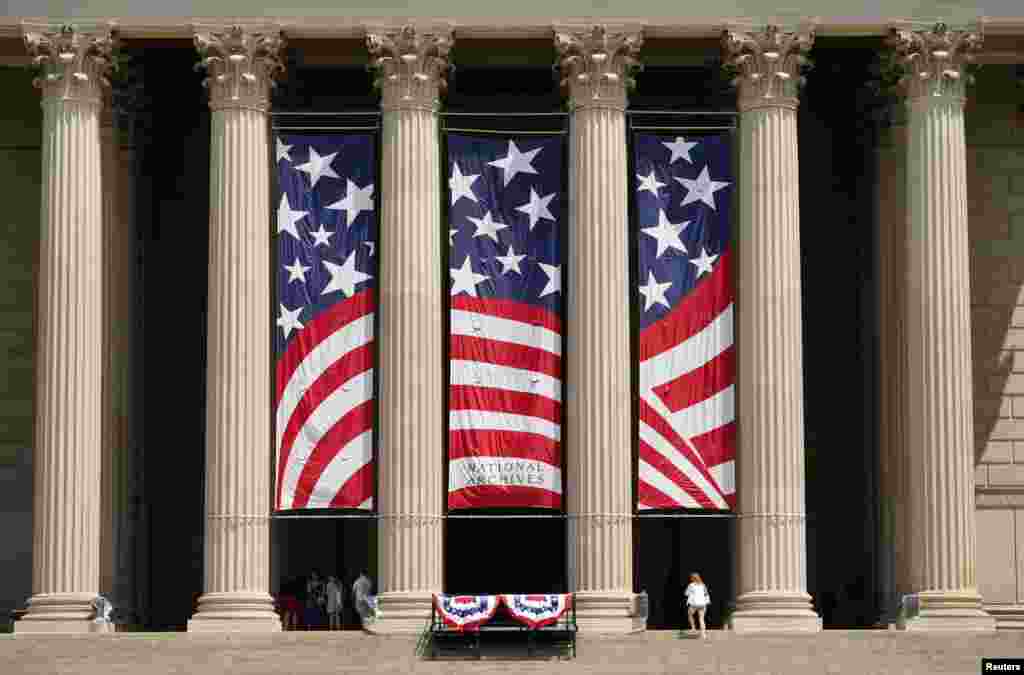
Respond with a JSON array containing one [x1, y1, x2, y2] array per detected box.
[[6, 17, 1023, 41], [22, 23, 117, 105], [193, 24, 285, 113], [721, 25, 814, 112], [886, 23, 983, 103], [555, 26, 642, 112], [366, 26, 452, 112]]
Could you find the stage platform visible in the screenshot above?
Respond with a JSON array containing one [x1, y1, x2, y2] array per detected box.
[[2, 629, 1022, 674]]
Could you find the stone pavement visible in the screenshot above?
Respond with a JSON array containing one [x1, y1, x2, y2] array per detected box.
[[2, 630, 1022, 675]]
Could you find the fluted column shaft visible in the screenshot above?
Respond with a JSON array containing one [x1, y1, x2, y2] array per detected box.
[[556, 26, 642, 633], [188, 25, 283, 632], [366, 27, 449, 633], [889, 24, 994, 631], [569, 104, 633, 595], [16, 25, 113, 634], [722, 26, 820, 633]]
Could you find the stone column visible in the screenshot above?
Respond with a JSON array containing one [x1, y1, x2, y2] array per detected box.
[[365, 26, 450, 633], [888, 24, 995, 632], [555, 26, 643, 634], [721, 25, 820, 633], [187, 25, 284, 632], [15, 24, 115, 634]]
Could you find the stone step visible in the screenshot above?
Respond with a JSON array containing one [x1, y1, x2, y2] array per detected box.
[[2, 630, 1023, 674]]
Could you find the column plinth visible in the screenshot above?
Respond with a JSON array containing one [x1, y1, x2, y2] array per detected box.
[[15, 24, 116, 635], [188, 25, 284, 632], [556, 26, 643, 634], [365, 27, 450, 634], [889, 24, 995, 632], [721, 25, 820, 633]]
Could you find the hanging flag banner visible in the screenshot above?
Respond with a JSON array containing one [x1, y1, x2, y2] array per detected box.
[[446, 133, 564, 509], [501, 594, 572, 628], [433, 594, 501, 631], [634, 133, 736, 510], [274, 133, 377, 511]]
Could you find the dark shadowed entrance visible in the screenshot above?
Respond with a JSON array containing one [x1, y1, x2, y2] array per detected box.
[[444, 515, 566, 594], [635, 516, 734, 630], [271, 516, 377, 629]]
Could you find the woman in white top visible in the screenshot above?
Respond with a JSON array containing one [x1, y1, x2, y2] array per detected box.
[[684, 572, 710, 638]]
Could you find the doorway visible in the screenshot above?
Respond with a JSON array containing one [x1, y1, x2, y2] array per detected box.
[[635, 516, 734, 630], [271, 516, 377, 629]]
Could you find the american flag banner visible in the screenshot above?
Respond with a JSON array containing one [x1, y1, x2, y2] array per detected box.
[[635, 133, 735, 510], [274, 133, 376, 511], [447, 133, 564, 509]]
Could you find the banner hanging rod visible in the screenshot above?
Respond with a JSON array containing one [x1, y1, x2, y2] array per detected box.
[[627, 110, 739, 117], [440, 111, 568, 117], [630, 125, 736, 132], [272, 126, 379, 132], [270, 111, 381, 117], [443, 127, 567, 136]]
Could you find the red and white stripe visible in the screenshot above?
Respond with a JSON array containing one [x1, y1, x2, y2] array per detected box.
[[275, 289, 375, 510], [448, 295, 563, 509], [638, 250, 735, 510]]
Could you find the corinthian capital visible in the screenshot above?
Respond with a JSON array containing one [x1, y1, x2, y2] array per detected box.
[[555, 26, 642, 111], [23, 23, 117, 105], [366, 26, 453, 112], [721, 25, 814, 111], [887, 23, 982, 102], [193, 25, 285, 112]]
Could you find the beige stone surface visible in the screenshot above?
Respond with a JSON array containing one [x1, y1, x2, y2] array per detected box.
[[976, 509, 1017, 604], [721, 26, 819, 633], [556, 27, 641, 633], [366, 27, 450, 633], [968, 71, 1024, 635], [894, 24, 994, 631], [15, 24, 114, 634], [188, 25, 284, 632], [3, 632, 1024, 675]]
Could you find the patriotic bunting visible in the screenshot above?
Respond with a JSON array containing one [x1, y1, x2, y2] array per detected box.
[[634, 133, 736, 510], [446, 133, 565, 509], [433, 594, 502, 631], [274, 133, 377, 511], [501, 594, 572, 628]]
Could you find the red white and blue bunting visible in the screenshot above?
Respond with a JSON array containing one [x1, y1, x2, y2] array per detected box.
[[501, 594, 572, 628], [433, 594, 501, 631]]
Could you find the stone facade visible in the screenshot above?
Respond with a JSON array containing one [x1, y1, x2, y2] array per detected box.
[[0, 16, 1021, 634], [967, 63, 1024, 629]]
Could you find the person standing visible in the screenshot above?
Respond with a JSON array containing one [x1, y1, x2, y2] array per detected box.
[[305, 570, 325, 630], [352, 571, 376, 628], [325, 575, 344, 631], [684, 572, 710, 639]]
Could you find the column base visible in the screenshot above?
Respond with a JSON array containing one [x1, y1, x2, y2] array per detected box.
[[574, 591, 644, 634], [365, 591, 435, 634], [728, 591, 822, 633], [897, 591, 996, 632], [14, 593, 98, 634], [986, 605, 1024, 630], [187, 592, 281, 632]]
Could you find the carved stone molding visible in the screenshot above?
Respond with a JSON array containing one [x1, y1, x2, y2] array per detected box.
[[193, 25, 285, 112], [555, 26, 642, 111], [366, 26, 452, 112], [887, 23, 983, 103], [23, 23, 117, 105], [721, 25, 814, 111]]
